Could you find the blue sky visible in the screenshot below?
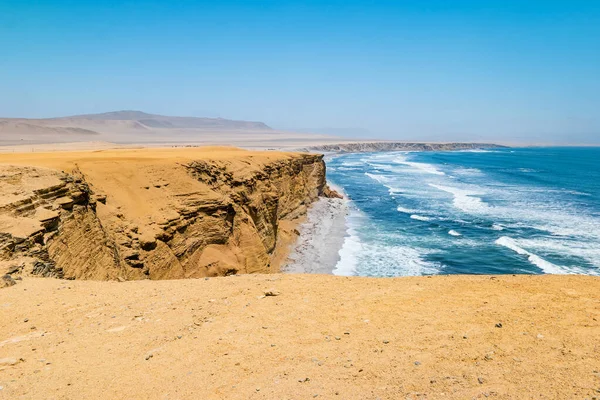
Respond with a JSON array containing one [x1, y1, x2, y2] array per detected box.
[[1, 0, 599, 142]]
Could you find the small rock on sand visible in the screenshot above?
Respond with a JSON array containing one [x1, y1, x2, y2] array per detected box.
[[1, 274, 16, 288], [264, 289, 280, 297]]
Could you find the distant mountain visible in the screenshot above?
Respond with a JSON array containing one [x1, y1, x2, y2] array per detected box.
[[0, 120, 100, 139], [55, 110, 272, 130], [0, 110, 274, 144]]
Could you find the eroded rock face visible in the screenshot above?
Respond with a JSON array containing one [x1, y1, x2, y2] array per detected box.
[[0, 153, 331, 282]]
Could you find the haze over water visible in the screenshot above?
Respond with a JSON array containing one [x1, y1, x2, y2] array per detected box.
[[327, 147, 600, 277]]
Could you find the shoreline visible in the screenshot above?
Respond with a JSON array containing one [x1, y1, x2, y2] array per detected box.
[[282, 190, 350, 274]]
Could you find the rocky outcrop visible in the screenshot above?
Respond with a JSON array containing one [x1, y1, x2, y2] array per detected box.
[[0, 152, 334, 283], [299, 142, 507, 153]]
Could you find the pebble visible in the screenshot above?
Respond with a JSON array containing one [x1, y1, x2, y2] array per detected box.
[[335, 336, 341, 341], [478, 377, 485, 384], [264, 289, 280, 297], [24, 318, 29, 323], [383, 340, 389, 344], [414, 361, 421, 366], [495, 323, 503, 328]]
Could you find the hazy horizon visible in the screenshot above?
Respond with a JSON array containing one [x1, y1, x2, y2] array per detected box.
[[1, 1, 599, 143]]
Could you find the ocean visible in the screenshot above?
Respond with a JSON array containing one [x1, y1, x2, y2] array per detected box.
[[326, 147, 600, 276]]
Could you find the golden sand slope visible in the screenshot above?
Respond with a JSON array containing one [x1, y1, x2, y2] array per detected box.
[[1, 274, 599, 399]]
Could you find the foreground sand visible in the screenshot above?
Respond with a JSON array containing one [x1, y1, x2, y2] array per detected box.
[[1, 274, 599, 399]]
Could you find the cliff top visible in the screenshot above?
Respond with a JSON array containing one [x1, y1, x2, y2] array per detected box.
[[1, 273, 598, 399]]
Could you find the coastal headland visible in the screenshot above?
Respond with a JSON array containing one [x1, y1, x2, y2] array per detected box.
[[0, 147, 340, 281], [1, 144, 599, 399]]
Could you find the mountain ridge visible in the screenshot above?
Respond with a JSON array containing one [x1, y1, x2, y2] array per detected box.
[[3, 110, 272, 131]]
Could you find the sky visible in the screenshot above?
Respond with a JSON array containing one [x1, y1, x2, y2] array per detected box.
[[1, 0, 599, 143]]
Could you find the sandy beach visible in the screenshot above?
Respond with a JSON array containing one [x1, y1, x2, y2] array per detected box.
[[283, 196, 349, 274]]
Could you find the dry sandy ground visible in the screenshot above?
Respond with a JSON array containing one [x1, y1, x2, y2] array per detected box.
[[1, 274, 599, 399]]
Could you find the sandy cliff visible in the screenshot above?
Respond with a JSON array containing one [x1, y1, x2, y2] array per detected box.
[[0, 148, 336, 282]]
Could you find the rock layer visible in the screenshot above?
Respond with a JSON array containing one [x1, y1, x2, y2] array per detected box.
[[0, 148, 334, 281]]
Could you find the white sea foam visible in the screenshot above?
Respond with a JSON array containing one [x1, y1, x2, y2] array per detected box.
[[333, 226, 362, 276], [448, 230, 461, 236], [494, 236, 593, 274], [397, 206, 417, 214], [364, 173, 408, 196], [333, 206, 439, 277], [491, 223, 505, 231], [392, 154, 446, 176], [340, 161, 364, 167], [517, 238, 600, 270], [453, 167, 483, 176], [364, 172, 390, 184], [332, 207, 366, 276], [351, 242, 440, 276], [428, 184, 489, 213], [495, 236, 565, 273], [410, 215, 432, 222]]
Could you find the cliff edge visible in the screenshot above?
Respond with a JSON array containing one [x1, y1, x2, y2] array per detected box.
[[0, 147, 335, 281]]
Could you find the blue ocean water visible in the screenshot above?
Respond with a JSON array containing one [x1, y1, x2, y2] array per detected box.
[[326, 147, 600, 276]]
